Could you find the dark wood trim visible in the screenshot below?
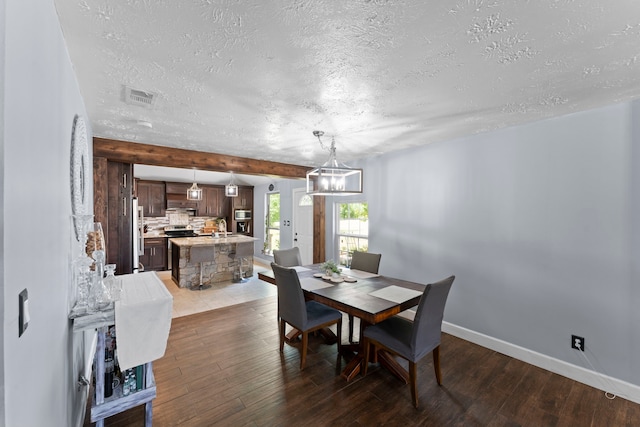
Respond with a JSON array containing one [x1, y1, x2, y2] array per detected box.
[[313, 196, 325, 263], [93, 156, 108, 227], [93, 137, 310, 179]]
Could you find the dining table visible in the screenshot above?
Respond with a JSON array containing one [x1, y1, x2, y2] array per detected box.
[[258, 263, 426, 382]]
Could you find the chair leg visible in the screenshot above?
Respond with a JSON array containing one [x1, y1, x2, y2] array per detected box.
[[348, 314, 354, 342], [409, 361, 418, 408], [335, 318, 343, 371], [433, 345, 442, 385], [300, 331, 308, 370], [279, 319, 285, 353], [336, 319, 342, 354]]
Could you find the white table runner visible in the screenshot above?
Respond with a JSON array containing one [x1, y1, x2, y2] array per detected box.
[[115, 272, 173, 370]]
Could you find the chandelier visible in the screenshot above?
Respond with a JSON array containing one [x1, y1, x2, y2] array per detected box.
[[306, 131, 363, 196], [225, 172, 238, 197], [186, 169, 202, 201]]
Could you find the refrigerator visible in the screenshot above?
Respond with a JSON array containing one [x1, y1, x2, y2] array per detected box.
[[131, 197, 144, 273]]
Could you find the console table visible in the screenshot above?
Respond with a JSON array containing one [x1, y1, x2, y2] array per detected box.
[[71, 272, 173, 427]]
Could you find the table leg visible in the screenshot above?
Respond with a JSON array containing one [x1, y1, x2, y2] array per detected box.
[[285, 327, 337, 344], [377, 350, 409, 384], [340, 355, 363, 381], [145, 400, 153, 426], [318, 328, 337, 344], [340, 319, 374, 381], [285, 328, 301, 343]]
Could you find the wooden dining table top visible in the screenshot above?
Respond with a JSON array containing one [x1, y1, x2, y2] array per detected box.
[[258, 264, 426, 325]]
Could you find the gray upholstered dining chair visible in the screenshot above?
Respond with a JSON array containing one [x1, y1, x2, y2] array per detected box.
[[347, 251, 382, 342], [362, 275, 455, 408], [272, 247, 303, 330], [350, 250, 381, 273], [273, 247, 302, 267], [271, 262, 342, 370]]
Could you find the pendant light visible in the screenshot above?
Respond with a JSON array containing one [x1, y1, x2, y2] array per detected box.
[[306, 130, 363, 196], [186, 169, 202, 201], [225, 172, 238, 197]]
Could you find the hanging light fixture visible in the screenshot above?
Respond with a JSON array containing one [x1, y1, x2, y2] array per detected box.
[[186, 169, 202, 201], [306, 130, 363, 196], [225, 171, 238, 197]]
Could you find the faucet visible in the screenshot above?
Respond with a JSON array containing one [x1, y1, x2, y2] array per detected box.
[[218, 219, 227, 237]]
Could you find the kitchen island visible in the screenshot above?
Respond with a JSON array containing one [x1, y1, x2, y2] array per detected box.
[[169, 235, 258, 288]]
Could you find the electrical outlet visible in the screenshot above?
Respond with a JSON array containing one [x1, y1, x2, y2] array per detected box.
[[571, 335, 585, 351]]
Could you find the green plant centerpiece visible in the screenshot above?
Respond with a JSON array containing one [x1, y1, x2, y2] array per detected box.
[[320, 259, 342, 276]]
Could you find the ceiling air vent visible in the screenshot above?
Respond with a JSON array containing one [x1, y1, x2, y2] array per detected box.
[[123, 86, 157, 108]]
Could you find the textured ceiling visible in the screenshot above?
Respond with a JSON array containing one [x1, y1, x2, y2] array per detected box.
[[55, 0, 640, 169]]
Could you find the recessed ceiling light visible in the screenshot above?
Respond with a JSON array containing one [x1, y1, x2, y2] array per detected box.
[[136, 120, 153, 128]]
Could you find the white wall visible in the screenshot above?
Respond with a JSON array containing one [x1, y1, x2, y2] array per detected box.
[[352, 100, 640, 401], [3, 0, 91, 425], [247, 94, 640, 404]]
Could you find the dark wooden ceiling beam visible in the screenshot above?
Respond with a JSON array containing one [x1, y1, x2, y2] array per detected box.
[[93, 137, 309, 179]]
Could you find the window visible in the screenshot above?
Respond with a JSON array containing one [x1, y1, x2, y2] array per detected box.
[[265, 193, 280, 255], [336, 202, 369, 267]]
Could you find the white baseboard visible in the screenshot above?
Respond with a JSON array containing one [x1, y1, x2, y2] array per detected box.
[[442, 322, 640, 405]]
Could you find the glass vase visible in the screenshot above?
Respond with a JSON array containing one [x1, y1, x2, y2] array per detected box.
[[86, 222, 106, 270], [88, 248, 110, 311], [70, 214, 95, 316]]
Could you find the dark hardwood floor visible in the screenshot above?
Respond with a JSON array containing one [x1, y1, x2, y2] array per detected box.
[[87, 295, 640, 426]]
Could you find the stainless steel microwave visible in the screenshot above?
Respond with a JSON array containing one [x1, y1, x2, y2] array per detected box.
[[234, 209, 252, 220]]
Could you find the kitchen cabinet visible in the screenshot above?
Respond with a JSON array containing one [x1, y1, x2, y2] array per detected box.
[[140, 237, 167, 271], [165, 182, 198, 210], [232, 186, 253, 210], [198, 185, 229, 217], [101, 160, 134, 274], [136, 180, 165, 217]]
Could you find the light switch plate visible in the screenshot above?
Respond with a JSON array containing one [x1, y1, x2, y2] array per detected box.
[[19, 289, 28, 337]]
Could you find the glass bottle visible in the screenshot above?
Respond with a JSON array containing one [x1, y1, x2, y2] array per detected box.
[[88, 249, 110, 311], [123, 370, 130, 396], [129, 369, 137, 393], [104, 264, 121, 301]]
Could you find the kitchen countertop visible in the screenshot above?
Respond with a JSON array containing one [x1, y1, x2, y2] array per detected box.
[[168, 235, 257, 246]]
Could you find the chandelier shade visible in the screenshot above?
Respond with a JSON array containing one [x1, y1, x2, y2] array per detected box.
[[225, 184, 238, 197], [306, 131, 363, 196]]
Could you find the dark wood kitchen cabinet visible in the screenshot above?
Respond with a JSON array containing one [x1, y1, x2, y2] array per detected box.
[[232, 186, 253, 210], [165, 182, 199, 210], [198, 185, 228, 217], [94, 159, 134, 274], [140, 237, 167, 271], [136, 180, 166, 217]]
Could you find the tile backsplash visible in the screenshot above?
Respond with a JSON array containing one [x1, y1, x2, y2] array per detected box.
[[144, 215, 220, 234]]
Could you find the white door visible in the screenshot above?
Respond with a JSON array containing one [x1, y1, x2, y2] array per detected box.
[[293, 188, 314, 265]]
